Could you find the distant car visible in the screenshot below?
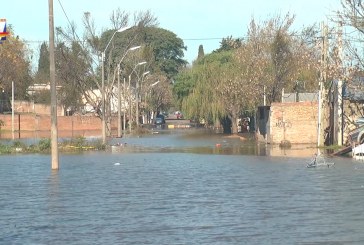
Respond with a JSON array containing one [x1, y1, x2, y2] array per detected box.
[[174, 111, 183, 119], [155, 114, 165, 125]]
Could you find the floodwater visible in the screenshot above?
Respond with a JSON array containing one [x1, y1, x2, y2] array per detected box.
[[1, 131, 364, 244]]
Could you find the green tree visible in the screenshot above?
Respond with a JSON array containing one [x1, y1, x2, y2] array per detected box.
[[55, 41, 92, 112], [180, 51, 232, 126], [32, 42, 51, 104], [0, 26, 32, 100], [215, 36, 243, 53], [144, 73, 173, 117], [197, 44, 204, 60], [37, 42, 50, 80], [111, 26, 187, 79]]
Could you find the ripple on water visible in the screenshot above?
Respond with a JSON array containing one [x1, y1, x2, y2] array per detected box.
[[1, 141, 364, 244]]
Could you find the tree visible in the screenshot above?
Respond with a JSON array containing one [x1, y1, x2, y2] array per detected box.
[[173, 68, 197, 110], [144, 73, 173, 116], [334, 0, 364, 77], [37, 42, 50, 81], [55, 41, 93, 112], [55, 10, 183, 135], [197, 44, 204, 60], [245, 14, 297, 103], [0, 26, 32, 100], [31, 42, 51, 104], [215, 36, 243, 52], [113, 26, 187, 79], [180, 51, 232, 127], [176, 13, 323, 134]]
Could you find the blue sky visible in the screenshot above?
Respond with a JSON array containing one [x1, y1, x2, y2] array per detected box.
[[6, 0, 340, 65]]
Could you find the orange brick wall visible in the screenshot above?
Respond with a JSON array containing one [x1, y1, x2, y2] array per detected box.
[[268, 102, 318, 144]]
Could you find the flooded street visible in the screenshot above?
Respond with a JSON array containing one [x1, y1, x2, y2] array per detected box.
[[1, 131, 364, 244]]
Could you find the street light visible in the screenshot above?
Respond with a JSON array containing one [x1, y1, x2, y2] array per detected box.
[[128, 61, 147, 132], [136, 71, 150, 127], [117, 45, 141, 137], [101, 26, 131, 144], [143, 79, 160, 124]]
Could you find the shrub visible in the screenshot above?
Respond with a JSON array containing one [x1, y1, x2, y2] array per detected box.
[[38, 138, 51, 152]]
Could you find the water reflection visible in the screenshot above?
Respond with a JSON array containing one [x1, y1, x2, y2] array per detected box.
[[1, 132, 364, 244], [109, 130, 317, 158]]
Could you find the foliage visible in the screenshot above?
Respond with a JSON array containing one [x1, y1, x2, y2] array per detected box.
[[34, 42, 50, 83], [32, 42, 52, 104], [143, 73, 173, 115], [197, 45, 205, 60], [0, 143, 11, 154], [54, 10, 185, 136], [333, 1, 364, 83], [0, 137, 105, 154], [108, 26, 187, 79], [245, 14, 298, 103], [37, 138, 51, 152], [175, 13, 323, 133], [0, 27, 32, 100], [173, 68, 198, 110], [215, 36, 243, 52], [55, 41, 92, 111], [60, 136, 105, 151], [179, 51, 233, 125]]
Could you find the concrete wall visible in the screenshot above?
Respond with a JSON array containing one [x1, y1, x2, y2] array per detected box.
[[267, 102, 318, 144], [13, 100, 64, 116], [0, 114, 117, 139]]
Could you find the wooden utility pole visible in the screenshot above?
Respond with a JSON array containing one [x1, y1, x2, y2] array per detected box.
[[117, 64, 122, 137], [49, 0, 59, 170], [337, 21, 343, 146], [318, 22, 329, 147]]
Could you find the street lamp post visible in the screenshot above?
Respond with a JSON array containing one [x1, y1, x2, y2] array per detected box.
[[147, 80, 160, 123], [116, 45, 141, 137], [101, 26, 131, 144], [128, 61, 147, 132], [136, 71, 150, 127]]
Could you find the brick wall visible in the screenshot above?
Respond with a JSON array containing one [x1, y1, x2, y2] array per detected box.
[[268, 102, 318, 144]]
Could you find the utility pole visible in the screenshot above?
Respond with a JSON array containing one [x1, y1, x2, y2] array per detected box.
[[49, 0, 59, 170], [128, 75, 132, 133], [337, 21, 343, 146], [117, 64, 122, 137], [123, 77, 126, 134], [11, 81, 14, 140], [318, 22, 328, 147]]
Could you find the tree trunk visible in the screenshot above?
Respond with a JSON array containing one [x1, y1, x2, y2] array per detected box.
[[230, 110, 238, 134], [231, 116, 238, 134]]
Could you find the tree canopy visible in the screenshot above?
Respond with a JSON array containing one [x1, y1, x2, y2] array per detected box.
[[0, 26, 32, 100]]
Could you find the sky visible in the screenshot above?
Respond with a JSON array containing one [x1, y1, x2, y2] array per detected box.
[[5, 0, 341, 66]]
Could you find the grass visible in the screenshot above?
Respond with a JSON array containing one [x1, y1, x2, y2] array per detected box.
[[0, 136, 105, 154]]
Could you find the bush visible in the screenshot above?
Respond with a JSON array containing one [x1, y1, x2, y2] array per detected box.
[[71, 136, 86, 147], [0, 143, 11, 154], [38, 138, 51, 152]]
